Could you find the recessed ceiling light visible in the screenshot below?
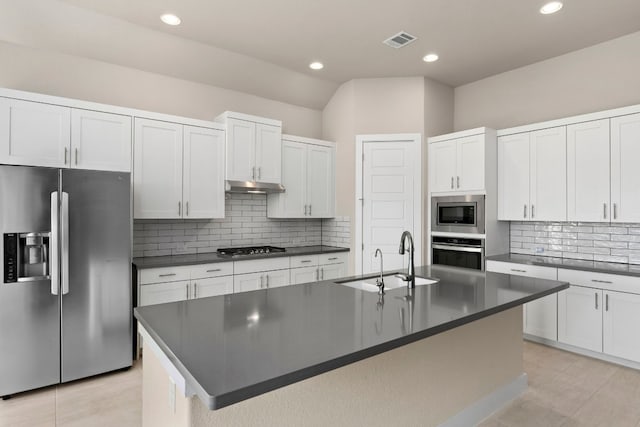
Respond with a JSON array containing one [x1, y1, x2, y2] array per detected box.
[[423, 53, 439, 63], [309, 62, 324, 70], [160, 13, 181, 26], [540, 1, 563, 14]]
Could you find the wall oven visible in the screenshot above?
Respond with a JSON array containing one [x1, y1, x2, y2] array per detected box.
[[432, 236, 485, 271], [431, 195, 485, 234]]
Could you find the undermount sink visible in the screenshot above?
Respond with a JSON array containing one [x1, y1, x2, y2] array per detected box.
[[335, 274, 438, 293]]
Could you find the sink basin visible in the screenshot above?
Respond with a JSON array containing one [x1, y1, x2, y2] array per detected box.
[[335, 274, 438, 293]]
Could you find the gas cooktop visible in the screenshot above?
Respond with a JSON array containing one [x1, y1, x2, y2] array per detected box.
[[216, 246, 286, 257]]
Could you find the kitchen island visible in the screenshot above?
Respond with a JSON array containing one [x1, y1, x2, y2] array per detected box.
[[134, 265, 568, 426]]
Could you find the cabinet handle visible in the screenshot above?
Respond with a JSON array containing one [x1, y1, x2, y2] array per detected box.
[[591, 279, 613, 284], [595, 292, 599, 310], [605, 294, 609, 311], [309, 205, 312, 216], [266, 274, 269, 288], [603, 203, 607, 220], [186, 202, 189, 217], [613, 203, 618, 220], [510, 269, 527, 273], [315, 268, 319, 280], [258, 167, 261, 179], [300, 260, 312, 263], [159, 273, 176, 277], [193, 283, 198, 299], [451, 177, 454, 189], [303, 205, 307, 215], [186, 284, 190, 300], [524, 205, 527, 219], [328, 257, 338, 261], [206, 269, 221, 273], [64, 147, 68, 165], [260, 275, 264, 288], [456, 176, 460, 189], [178, 201, 181, 216], [320, 267, 324, 280], [75, 148, 79, 165], [531, 205, 535, 219]]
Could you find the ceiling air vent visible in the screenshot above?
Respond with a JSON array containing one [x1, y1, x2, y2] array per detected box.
[[383, 31, 417, 49]]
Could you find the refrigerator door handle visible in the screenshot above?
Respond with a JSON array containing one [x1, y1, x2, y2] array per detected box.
[[51, 192, 60, 295], [61, 192, 70, 295]]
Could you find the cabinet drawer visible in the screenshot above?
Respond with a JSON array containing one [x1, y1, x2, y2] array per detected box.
[[319, 252, 348, 265], [190, 262, 233, 279], [558, 269, 640, 295], [234, 257, 290, 275], [486, 260, 557, 280], [140, 266, 191, 285], [290, 255, 319, 268]]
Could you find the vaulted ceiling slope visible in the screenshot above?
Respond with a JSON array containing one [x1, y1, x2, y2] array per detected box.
[[4, 0, 640, 110]]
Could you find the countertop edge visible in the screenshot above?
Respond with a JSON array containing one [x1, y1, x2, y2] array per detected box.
[[134, 279, 569, 410], [487, 253, 640, 278]]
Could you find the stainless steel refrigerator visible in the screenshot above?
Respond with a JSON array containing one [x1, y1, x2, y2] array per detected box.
[[0, 165, 132, 397]]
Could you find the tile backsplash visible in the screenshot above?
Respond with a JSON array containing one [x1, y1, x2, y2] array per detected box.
[[510, 221, 640, 264], [133, 194, 350, 258]]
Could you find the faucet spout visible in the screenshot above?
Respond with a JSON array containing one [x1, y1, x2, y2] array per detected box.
[[398, 231, 415, 288], [374, 248, 385, 295]]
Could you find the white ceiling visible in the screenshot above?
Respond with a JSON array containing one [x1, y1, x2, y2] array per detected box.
[[5, 0, 640, 109]]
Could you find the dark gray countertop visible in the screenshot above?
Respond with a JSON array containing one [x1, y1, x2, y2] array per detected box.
[[487, 253, 640, 277], [133, 245, 350, 269], [134, 265, 568, 410]]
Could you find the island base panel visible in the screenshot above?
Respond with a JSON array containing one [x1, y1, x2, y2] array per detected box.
[[143, 307, 525, 427]]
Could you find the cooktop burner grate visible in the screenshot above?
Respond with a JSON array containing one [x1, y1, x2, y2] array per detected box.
[[216, 246, 286, 256]]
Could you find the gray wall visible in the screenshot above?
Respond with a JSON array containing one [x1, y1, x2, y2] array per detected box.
[[454, 31, 640, 131]]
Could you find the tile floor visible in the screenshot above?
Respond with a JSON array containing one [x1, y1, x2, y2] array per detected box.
[[1, 342, 640, 426]]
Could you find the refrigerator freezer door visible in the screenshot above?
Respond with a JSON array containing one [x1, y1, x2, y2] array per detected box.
[[0, 165, 60, 396], [61, 169, 132, 382]]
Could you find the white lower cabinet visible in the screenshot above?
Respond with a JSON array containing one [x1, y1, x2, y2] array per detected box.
[[603, 290, 640, 362], [191, 276, 233, 299], [558, 286, 603, 353], [234, 270, 289, 292], [319, 263, 346, 281], [290, 266, 319, 285], [140, 280, 190, 306]]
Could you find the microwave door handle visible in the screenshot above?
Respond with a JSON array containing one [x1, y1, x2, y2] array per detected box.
[[432, 244, 483, 253], [61, 192, 69, 295], [50, 192, 59, 295]]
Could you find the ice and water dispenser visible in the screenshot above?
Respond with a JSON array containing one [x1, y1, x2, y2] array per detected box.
[[3, 232, 51, 283]]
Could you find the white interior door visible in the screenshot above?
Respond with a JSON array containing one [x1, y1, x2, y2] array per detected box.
[[362, 140, 417, 274]]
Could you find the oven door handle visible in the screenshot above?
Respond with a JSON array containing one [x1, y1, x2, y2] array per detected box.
[[432, 244, 483, 253]]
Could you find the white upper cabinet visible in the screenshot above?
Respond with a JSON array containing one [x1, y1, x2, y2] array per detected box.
[[267, 136, 336, 218], [134, 118, 183, 219], [217, 112, 282, 184], [529, 127, 567, 221], [610, 113, 640, 223], [498, 127, 566, 221], [71, 109, 132, 172], [567, 119, 611, 221], [134, 119, 225, 219], [429, 134, 484, 193], [498, 133, 530, 220], [183, 125, 225, 219], [255, 123, 282, 184], [0, 98, 71, 168]]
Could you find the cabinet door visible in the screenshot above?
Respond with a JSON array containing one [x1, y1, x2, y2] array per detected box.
[[268, 141, 306, 217], [0, 98, 70, 168], [234, 272, 264, 293], [307, 144, 335, 218], [603, 290, 640, 363], [71, 109, 132, 172], [226, 118, 255, 181], [558, 286, 602, 353], [611, 114, 640, 223], [498, 133, 530, 220], [529, 126, 567, 221], [457, 135, 484, 191], [133, 119, 183, 219], [139, 280, 190, 306], [192, 276, 234, 299], [320, 263, 346, 281], [429, 140, 457, 193], [524, 294, 558, 341], [255, 123, 282, 184], [264, 269, 290, 289], [567, 119, 610, 221], [183, 126, 225, 219], [290, 266, 319, 285]]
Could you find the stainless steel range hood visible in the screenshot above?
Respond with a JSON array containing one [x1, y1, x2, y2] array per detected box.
[[225, 180, 285, 194]]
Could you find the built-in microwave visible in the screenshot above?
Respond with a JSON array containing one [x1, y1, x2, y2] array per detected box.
[[431, 195, 485, 234]]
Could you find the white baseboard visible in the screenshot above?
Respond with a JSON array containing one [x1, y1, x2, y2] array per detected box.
[[439, 373, 528, 427]]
